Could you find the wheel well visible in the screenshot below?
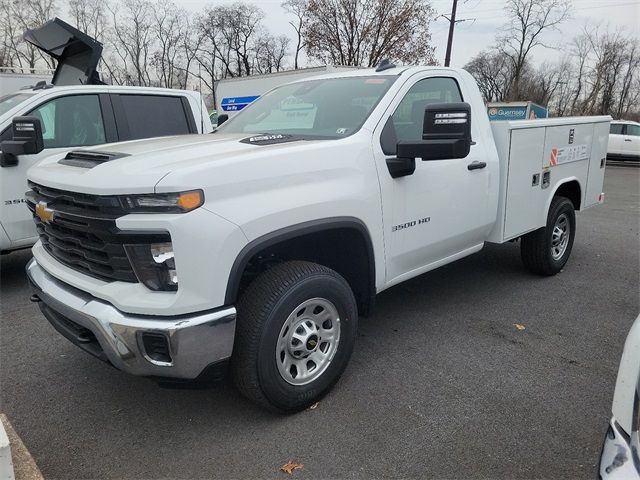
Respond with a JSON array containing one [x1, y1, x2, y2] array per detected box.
[[554, 181, 581, 210], [226, 223, 375, 316]]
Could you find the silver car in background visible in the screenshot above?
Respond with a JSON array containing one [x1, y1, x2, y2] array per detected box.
[[600, 314, 640, 479]]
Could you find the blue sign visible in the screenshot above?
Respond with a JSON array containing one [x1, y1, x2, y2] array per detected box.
[[221, 95, 260, 112], [488, 106, 527, 121], [487, 103, 548, 121]]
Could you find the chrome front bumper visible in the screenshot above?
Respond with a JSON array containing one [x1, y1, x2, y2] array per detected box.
[[27, 259, 236, 379]]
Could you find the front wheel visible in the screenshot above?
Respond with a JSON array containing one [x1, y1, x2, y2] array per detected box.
[[231, 261, 358, 412], [521, 196, 576, 275]]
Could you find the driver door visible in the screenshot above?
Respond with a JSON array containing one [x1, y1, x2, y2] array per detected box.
[[0, 93, 115, 246], [373, 73, 496, 285]]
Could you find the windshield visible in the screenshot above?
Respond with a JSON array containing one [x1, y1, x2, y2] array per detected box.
[[0, 93, 35, 117], [218, 76, 396, 139]]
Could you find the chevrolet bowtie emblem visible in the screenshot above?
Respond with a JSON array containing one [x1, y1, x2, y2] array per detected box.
[[35, 201, 55, 223]]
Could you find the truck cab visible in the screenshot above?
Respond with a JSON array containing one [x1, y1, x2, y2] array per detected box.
[[0, 18, 211, 253]]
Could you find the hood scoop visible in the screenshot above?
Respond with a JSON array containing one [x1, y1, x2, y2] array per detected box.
[[59, 150, 130, 169]]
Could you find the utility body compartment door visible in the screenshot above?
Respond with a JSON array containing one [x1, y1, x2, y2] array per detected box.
[[584, 122, 608, 208], [503, 128, 547, 239]]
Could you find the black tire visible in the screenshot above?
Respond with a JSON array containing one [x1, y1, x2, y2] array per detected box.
[[231, 261, 358, 413], [521, 196, 576, 276]]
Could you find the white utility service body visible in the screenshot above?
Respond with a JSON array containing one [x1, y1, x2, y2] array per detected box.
[[488, 117, 608, 242], [24, 65, 609, 411]]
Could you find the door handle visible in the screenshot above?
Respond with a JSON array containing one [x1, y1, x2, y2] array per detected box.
[[467, 161, 487, 171], [625, 139, 632, 142]]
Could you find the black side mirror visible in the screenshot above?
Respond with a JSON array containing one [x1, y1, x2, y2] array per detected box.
[[217, 113, 229, 126], [397, 102, 472, 162], [0, 116, 45, 167]]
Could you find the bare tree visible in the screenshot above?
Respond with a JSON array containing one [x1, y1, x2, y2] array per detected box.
[[466, 21, 640, 120], [463, 49, 514, 102], [68, 0, 109, 41], [303, 0, 437, 67], [282, 0, 308, 69], [108, 0, 154, 86], [254, 34, 290, 74], [150, 0, 188, 88], [499, 0, 571, 99], [0, 0, 59, 70], [176, 15, 203, 90], [578, 26, 640, 117]]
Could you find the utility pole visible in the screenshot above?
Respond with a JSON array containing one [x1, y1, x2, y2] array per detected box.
[[444, 0, 458, 67], [441, 0, 474, 67]]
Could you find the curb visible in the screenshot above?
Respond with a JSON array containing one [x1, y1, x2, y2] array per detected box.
[[0, 414, 43, 480]]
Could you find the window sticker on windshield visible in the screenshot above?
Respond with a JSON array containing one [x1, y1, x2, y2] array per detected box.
[[365, 79, 387, 84], [280, 96, 315, 111], [336, 128, 349, 135]]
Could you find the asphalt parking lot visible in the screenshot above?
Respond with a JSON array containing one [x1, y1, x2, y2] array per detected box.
[[1, 166, 639, 479]]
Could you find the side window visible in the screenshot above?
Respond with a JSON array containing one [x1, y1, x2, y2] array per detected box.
[[28, 95, 106, 149], [610, 124, 625, 135], [381, 77, 462, 154], [625, 124, 640, 137], [119, 95, 191, 140]]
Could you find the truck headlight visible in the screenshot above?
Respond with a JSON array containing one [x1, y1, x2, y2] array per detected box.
[[120, 190, 204, 213], [125, 242, 178, 291]]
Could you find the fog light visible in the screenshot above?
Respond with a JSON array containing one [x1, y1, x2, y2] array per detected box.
[[125, 241, 178, 291], [150, 242, 177, 284]]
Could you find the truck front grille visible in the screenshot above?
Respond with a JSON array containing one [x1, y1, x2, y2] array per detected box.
[[26, 182, 168, 283]]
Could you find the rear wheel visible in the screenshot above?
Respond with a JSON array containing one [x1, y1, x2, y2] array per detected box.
[[231, 261, 358, 412], [521, 196, 576, 275]]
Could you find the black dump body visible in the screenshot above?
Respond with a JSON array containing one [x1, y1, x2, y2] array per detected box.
[[23, 17, 104, 86]]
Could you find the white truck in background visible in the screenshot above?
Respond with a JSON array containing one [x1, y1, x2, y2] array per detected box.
[[22, 63, 609, 412], [215, 65, 358, 120], [0, 18, 211, 254]]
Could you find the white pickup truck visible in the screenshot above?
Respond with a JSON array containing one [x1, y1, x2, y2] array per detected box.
[[23, 63, 609, 412], [0, 18, 211, 254]]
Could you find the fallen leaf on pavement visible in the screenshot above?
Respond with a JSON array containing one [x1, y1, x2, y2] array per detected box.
[[514, 323, 526, 331], [281, 461, 304, 474]]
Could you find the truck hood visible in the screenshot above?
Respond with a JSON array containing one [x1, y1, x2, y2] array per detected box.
[[27, 133, 319, 194]]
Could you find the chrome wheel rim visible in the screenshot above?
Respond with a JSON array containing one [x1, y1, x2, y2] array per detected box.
[[276, 297, 341, 386], [551, 213, 570, 260]]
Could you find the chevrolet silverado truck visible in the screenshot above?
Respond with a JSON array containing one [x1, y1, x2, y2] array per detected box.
[[0, 18, 211, 254], [23, 62, 610, 412]]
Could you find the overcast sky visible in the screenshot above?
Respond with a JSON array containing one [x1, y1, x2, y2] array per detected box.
[[179, 0, 639, 68]]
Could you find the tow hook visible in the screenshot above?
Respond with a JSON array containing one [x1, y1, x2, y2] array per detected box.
[[30, 294, 41, 303]]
